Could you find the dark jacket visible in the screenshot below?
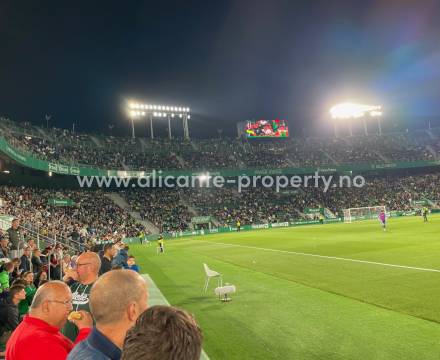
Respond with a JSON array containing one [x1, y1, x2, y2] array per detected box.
[[99, 256, 112, 275], [32, 255, 43, 274], [0, 246, 9, 259], [7, 228, 22, 251], [19, 255, 32, 272], [0, 295, 20, 335]]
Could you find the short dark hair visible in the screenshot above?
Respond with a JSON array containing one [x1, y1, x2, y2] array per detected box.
[[122, 305, 203, 360], [11, 279, 27, 287], [103, 244, 113, 253], [10, 285, 25, 299]]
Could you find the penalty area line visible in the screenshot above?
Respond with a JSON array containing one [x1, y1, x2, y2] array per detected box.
[[191, 240, 440, 273]]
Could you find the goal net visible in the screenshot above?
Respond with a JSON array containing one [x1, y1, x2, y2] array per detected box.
[[343, 206, 386, 223]]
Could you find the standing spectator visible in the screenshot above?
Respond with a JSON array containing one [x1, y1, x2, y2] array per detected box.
[[62, 252, 100, 341], [122, 305, 203, 360], [0, 237, 9, 259], [31, 248, 43, 274], [5, 281, 92, 359], [112, 244, 129, 268], [7, 219, 24, 259], [0, 262, 15, 292], [68, 270, 148, 360], [62, 254, 73, 275], [100, 243, 116, 275], [19, 247, 33, 273], [26, 238, 37, 251], [9, 258, 22, 284], [0, 285, 26, 336]]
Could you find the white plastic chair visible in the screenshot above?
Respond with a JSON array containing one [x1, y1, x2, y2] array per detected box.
[[203, 263, 222, 293]]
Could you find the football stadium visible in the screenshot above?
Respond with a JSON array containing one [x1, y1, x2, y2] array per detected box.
[[1, 2, 440, 360]]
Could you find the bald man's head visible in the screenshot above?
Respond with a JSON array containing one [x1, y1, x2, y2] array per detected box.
[[31, 281, 70, 309], [90, 270, 148, 326], [76, 252, 101, 284], [29, 281, 73, 329]]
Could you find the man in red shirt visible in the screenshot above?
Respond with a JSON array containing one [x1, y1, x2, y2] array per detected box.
[[6, 280, 92, 360]]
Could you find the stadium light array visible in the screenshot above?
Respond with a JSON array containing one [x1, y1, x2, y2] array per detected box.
[[128, 102, 190, 114], [127, 101, 191, 140], [330, 102, 382, 120], [329, 102, 383, 137]]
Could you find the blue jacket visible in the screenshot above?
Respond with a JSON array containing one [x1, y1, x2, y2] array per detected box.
[[67, 327, 121, 360], [112, 249, 128, 268]]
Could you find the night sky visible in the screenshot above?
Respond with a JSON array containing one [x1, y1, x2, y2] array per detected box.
[[1, 0, 440, 138]]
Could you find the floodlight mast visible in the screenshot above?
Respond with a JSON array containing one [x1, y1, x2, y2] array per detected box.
[[127, 102, 190, 139]]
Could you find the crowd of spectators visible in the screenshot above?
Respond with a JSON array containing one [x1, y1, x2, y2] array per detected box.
[[123, 189, 191, 232], [0, 229, 202, 359], [2, 117, 440, 171], [0, 186, 147, 247]]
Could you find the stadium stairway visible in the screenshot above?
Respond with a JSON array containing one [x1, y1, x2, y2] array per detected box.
[[175, 154, 187, 168], [104, 193, 160, 234], [375, 150, 389, 163], [90, 135, 102, 147], [426, 145, 438, 159], [35, 126, 49, 139], [321, 150, 338, 165]]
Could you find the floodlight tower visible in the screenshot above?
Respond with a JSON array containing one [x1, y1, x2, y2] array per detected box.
[[329, 102, 383, 137], [127, 102, 191, 140]]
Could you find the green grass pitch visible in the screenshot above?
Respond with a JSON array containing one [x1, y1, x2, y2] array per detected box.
[[130, 215, 440, 360]]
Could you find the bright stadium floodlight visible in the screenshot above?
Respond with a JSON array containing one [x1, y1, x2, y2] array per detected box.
[[330, 102, 381, 119], [126, 100, 191, 140], [330, 102, 383, 137]]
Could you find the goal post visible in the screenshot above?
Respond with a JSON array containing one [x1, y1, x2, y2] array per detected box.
[[343, 206, 386, 223]]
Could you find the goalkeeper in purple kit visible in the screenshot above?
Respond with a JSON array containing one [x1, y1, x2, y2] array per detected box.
[[378, 210, 386, 231]]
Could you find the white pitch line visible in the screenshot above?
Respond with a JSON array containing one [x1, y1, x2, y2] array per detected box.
[[191, 240, 440, 273]]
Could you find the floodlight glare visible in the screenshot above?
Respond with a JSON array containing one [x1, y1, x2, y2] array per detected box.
[[330, 102, 382, 119], [130, 110, 136, 117]]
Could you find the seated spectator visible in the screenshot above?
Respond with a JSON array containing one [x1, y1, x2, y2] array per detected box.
[[68, 269, 148, 360], [6, 281, 92, 359], [122, 305, 203, 360], [0, 285, 26, 336], [34, 270, 48, 288], [17, 271, 37, 316], [125, 256, 140, 273]]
